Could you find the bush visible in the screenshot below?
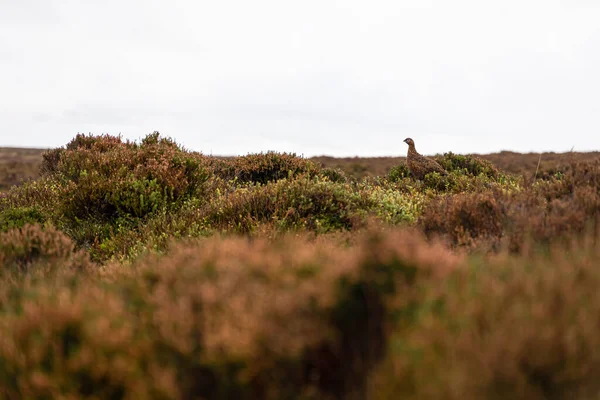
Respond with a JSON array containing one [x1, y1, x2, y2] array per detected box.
[[504, 186, 600, 253], [0, 207, 46, 232], [42, 132, 210, 220], [419, 191, 505, 248], [418, 164, 600, 252], [387, 163, 412, 182], [214, 152, 320, 184], [0, 224, 92, 275], [364, 185, 426, 225], [202, 177, 371, 233], [0, 228, 459, 400], [0, 178, 67, 213], [375, 233, 600, 400], [436, 152, 499, 178], [320, 167, 348, 183]]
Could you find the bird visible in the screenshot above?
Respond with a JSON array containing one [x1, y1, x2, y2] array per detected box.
[[403, 138, 447, 179]]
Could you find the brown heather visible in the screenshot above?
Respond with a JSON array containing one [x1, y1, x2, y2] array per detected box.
[[215, 151, 320, 184], [40, 132, 211, 221], [0, 224, 93, 275], [373, 233, 600, 400], [0, 134, 599, 399], [0, 229, 458, 399]]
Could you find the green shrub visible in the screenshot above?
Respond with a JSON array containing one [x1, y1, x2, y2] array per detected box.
[[0, 178, 67, 213], [320, 167, 348, 183], [436, 152, 499, 178], [202, 177, 371, 233], [38, 133, 211, 238], [0, 207, 46, 232], [365, 186, 425, 224], [387, 163, 412, 182], [89, 202, 213, 263], [215, 152, 320, 184], [422, 170, 502, 192]]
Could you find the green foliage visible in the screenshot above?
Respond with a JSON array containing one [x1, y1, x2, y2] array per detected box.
[[215, 151, 320, 185], [0, 206, 46, 232], [421, 170, 502, 192], [320, 167, 348, 183], [203, 176, 371, 233], [365, 185, 425, 224], [0, 177, 67, 213], [34, 133, 211, 254], [387, 163, 411, 182], [436, 152, 499, 178], [388, 156, 517, 195]]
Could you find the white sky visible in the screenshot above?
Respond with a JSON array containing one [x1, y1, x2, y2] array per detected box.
[[1, 1, 599, 156]]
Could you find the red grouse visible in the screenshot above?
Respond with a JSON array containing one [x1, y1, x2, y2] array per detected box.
[[403, 138, 447, 179]]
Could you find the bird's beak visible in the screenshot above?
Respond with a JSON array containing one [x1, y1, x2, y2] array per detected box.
[[403, 139, 408, 144]]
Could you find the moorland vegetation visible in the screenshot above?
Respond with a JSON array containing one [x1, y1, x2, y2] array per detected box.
[[0, 132, 599, 399]]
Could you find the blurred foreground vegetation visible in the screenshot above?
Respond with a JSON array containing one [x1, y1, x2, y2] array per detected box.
[[0, 133, 599, 399]]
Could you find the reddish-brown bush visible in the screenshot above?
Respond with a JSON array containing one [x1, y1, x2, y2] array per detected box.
[[0, 229, 459, 400], [374, 233, 600, 400], [419, 191, 505, 248], [0, 224, 92, 274]]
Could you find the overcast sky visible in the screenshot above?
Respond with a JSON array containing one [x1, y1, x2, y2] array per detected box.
[[1, 1, 599, 156]]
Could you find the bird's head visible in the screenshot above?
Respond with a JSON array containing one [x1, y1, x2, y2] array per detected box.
[[403, 138, 414, 146]]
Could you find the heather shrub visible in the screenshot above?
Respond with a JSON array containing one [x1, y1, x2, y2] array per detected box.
[[0, 224, 92, 274], [422, 170, 508, 193], [534, 160, 600, 197], [0, 178, 67, 213], [419, 178, 600, 253], [321, 167, 348, 183], [436, 152, 499, 178], [0, 284, 180, 399], [375, 233, 600, 400], [40, 133, 125, 177], [365, 186, 425, 224], [388, 156, 516, 195], [117, 229, 458, 399], [419, 191, 505, 248], [499, 162, 600, 252], [202, 177, 371, 233], [43, 132, 210, 220], [214, 151, 320, 184], [0, 206, 46, 232], [35, 133, 212, 254], [90, 202, 212, 262], [387, 163, 411, 182], [504, 186, 600, 253], [0, 228, 459, 399]]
